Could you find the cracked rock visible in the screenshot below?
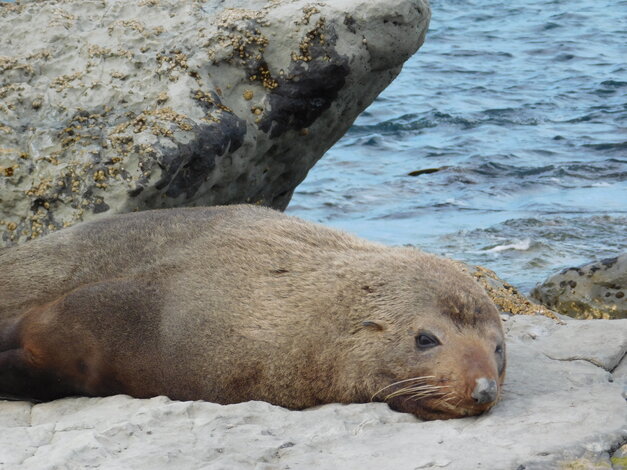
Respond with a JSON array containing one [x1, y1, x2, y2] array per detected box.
[[505, 314, 627, 371]]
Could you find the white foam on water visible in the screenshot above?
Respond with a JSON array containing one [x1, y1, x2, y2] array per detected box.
[[485, 238, 533, 253]]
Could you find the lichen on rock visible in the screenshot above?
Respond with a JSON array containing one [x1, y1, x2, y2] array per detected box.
[[457, 263, 565, 322]]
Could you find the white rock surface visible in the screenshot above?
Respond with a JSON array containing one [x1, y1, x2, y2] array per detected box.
[[1, 315, 625, 470], [0, 0, 430, 245]]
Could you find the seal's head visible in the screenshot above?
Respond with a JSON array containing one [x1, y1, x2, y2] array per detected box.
[[336, 251, 506, 420]]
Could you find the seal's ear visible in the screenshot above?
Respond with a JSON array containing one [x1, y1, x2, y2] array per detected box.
[[362, 320, 385, 331]]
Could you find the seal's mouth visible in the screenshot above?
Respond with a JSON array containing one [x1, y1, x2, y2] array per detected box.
[[372, 376, 500, 421], [386, 395, 497, 421]]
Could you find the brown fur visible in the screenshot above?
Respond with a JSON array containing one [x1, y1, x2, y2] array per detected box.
[[0, 205, 505, 419]]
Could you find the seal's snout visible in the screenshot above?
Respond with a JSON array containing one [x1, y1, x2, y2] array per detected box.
[[472, 377, 498, 404]]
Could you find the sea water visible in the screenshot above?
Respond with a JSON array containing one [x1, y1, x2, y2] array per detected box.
[[286, 0, 627, 292]]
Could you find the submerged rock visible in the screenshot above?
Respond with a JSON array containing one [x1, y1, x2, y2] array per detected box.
[[530, 254, 627, 319], [0, 0, 430, 245], [1, 315, 625, 469]]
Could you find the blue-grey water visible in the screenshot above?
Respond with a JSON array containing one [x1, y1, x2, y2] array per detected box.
[[287, 0, 627, 292]]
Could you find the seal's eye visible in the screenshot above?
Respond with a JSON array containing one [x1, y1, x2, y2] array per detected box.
[[415, 332, 440, 349], [495, 344, 504, 355]]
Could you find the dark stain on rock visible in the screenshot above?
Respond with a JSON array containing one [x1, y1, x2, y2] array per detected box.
[[589, 265, 601, 275], [562, 267, 584, 276], [343, 15, 357, 33], [270, 187, 295, 210], [30, 197, 49, 212], [128, 186, 143, 197], [59, 108, 109, 149], [258, 25, 350, 139], [93, 201, 110, 214], [154, 110, 246, 200], [601, 257, 618, 268]]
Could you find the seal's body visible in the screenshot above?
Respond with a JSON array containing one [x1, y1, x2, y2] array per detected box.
[[0, 205, 505, 420]]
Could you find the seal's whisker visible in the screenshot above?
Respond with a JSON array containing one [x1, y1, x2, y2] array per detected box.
[[402, 392, 436, 406], [441, 394, 456, 405], [398, 384, 445, 393], [452, 396, 465, 409], [370, 376, 436, 401], [433, 392, 457, 409], [383, 384, 448, 401], [409, 391, 438, 400], [435, 390, 455, 401], [410, 387, 451, 401], [395, 387, 454, 407], [383, 385, 441, 399], [404, 386, 448, 397]]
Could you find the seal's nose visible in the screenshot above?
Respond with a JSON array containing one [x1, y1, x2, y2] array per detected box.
[[471, 377, 498, 404]]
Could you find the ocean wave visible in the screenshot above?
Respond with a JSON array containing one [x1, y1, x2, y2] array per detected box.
[[485, 239, 533, 253]]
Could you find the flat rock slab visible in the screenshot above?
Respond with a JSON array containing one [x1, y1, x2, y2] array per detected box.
[[1, 315, 625, 469], [0, 0, 430, 245]]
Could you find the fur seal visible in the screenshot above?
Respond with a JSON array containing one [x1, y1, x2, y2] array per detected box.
[[0, 205, 505, 420]]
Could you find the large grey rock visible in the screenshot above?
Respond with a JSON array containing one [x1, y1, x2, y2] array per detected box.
[[0, 0, 430, 245], [1, 315, 625, 469], [531, 254, 627, 319]]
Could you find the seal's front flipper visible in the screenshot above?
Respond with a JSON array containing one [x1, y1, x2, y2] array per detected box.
[[0, 347, 82, 401], [0, 279, 165, 402]]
